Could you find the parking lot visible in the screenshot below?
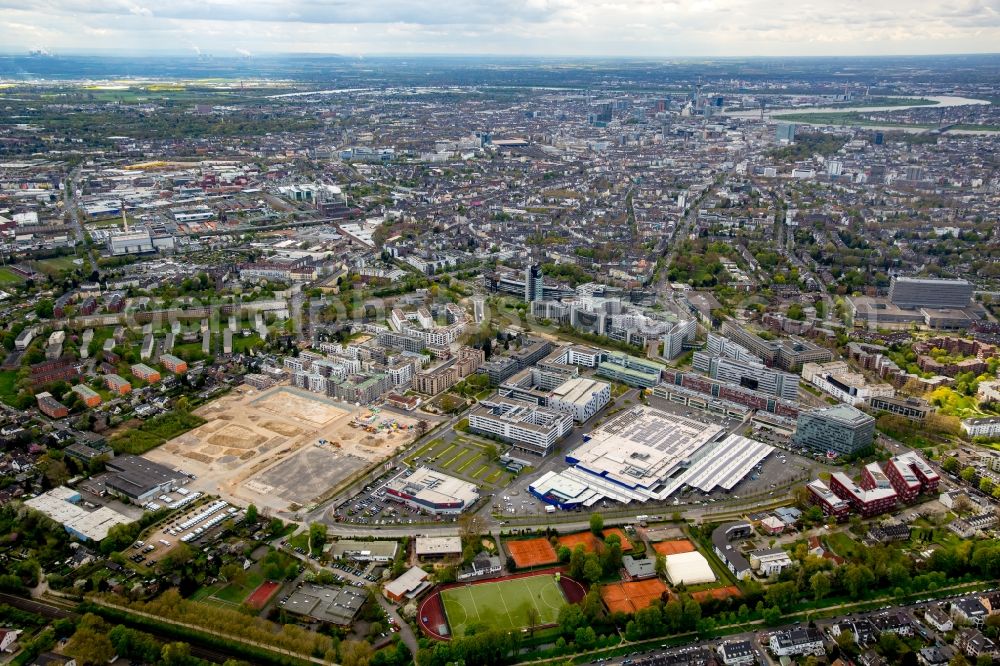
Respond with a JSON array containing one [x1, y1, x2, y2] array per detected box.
[[328, 465, 455, 526], [404, 435, 510, 488], [132, 497, 244, 568]]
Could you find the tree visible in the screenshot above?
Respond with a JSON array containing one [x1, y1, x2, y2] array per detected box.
[[525, 606, 541, 639], [558, 604, 585, 636], [961, 466, 978, 483], [267, 517, 285, 536], [765, 581, 798, 611], [578, 590, 602, 624], [876, 633, 906, 662], [602, 534, 623, 574], [341, 640, 374, 666], [762, 605, 783, 626], [574, 626, 597, 648], [942, 457, 961, 474], [66, 625, 115, 666], [835, 629, 857, 655], [569, 545, 586, 579], [843, 564, 876, 599], [583, 554, 603, 584], [245, 504, 258, 524], [309, 522, 328, 552], [35, 299, 54, 319], [634, 606, 663, 637], [589, 513, 604, 536], [681, 599, 701, 630], [810, 571, 831, 601], [459, 513, 487, 543], [655, 553, 666, 578], [161, 642, 192, 666]]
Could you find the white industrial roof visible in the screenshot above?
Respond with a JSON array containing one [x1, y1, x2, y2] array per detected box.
[[664, 551, 716, 586], [567, 406, 724, 492], [25, 488, 133, 541]]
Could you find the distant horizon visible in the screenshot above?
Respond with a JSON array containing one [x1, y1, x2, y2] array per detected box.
[[3, 0, 1000, 60], [3, 51, 1000, 60]]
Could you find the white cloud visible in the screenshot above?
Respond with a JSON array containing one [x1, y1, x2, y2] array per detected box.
[[0, 0, 998, 56]]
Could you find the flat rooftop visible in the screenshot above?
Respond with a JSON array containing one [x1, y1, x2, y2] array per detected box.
[[567, 406, 724, 492], [550, 377, 609, 405], [283, 583, 366, 625], [415, 536, 462, 556]]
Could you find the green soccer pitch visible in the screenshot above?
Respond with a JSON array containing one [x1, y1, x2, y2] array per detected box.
[[441, 574, 567, 637]]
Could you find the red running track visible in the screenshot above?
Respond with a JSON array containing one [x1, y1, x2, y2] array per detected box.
[[417, 567, 587, 641], [245, 580, 280, 610]]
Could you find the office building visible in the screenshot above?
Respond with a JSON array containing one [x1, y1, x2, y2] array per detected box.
[[889, 276, 973, 310], [547, 377, 611, 423], [384, 567, 431, 603], [718, 321, 833, 371], [962, 417, 1000, 439], [868, 395, 930, 421], [792, 404, 875, 456], [801, 360, 894, 406], [885, 451, 940, 502], [693, 352, 799, 401], [524, 264, 544, 302], [596, 353, 665, 388], [830, 471, 897, 517], [663, 319, 696, 360], [468, 395, 573, 456], [806, 479, 851, 519], [775, 123, 797, 143]]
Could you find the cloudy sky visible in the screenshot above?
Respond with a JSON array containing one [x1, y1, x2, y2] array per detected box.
[[2, 0, 999, 57]]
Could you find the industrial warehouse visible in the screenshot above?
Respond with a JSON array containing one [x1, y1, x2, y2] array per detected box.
[[528, 405, 774, 507]]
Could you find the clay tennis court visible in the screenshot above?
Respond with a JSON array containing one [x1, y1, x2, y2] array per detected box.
[[691, 585, 742, 602], [507, 538, 558, 568], [600, 579, 669, 614], [245, 580, 280, 610], [652, 539, 696, 556], [556, 528, 634, 554]]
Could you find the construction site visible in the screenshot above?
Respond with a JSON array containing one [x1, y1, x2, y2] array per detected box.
[[145, 385, 422, 514]]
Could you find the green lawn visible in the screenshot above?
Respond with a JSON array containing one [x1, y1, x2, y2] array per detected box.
[[0, 370, 18, 406], [0, 267, 24, 286], [824, 532, 863, 560], [33, 256, 83, 276], [772, 111, 936, 128], [215, 570, 265, 604], [441, 574, 567, 637]]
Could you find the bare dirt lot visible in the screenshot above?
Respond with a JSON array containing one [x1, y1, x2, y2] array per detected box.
[[145, 385, 421, 514]]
